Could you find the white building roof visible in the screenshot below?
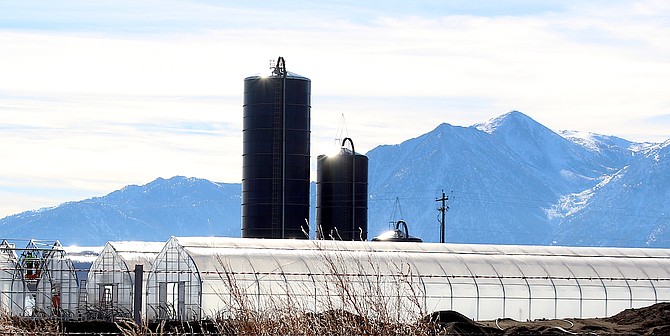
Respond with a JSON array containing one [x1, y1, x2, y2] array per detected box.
[[107, 241, 165, 269], [168, 236, 670, 278]]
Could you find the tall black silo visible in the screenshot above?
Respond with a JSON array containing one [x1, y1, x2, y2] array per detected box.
[[316, 138, 368, 241], [242, 57, 311, 239]]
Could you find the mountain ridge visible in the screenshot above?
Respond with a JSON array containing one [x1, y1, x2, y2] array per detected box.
[[2, 111, 668, 247], [0, 176, 241, 245]]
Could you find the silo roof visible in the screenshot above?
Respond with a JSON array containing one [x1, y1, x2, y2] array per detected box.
[[245, 71, 309, 81]]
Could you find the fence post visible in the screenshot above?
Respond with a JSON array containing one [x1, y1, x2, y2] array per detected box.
[[134, 264, 143, 325]]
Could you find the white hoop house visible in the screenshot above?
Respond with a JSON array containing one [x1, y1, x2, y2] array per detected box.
[[0, 241, 27, 316], [34, 242, 79, 318], [86, 241, 163, 319], [145, 237, 670, 322]]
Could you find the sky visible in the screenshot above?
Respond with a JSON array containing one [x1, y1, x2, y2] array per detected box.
[[1, 0, 669, 218]]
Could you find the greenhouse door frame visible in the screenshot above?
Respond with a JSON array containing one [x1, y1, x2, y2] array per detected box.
[[159, 281, 186, 320], [99, 283, 117, 308]]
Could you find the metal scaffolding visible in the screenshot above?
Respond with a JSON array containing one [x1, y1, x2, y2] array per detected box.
[[0, 240, 80, 319], [0, 240, 27, 316]]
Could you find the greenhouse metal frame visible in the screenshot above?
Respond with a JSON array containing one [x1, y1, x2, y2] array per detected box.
[[145, 237, 670, 322], [86, 241, 163, 320], [0, 240, 27, 316], [34, 241, 80, 318], [0, 240, 81, 318]]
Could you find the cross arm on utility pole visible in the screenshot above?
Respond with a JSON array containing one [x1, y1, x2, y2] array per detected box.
[[436, 191, 449, 243]]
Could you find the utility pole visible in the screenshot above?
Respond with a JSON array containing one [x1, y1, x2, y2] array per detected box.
[[436, 191, 449, 243]]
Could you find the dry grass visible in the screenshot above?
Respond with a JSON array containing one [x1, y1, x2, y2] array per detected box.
[[2, 246, 440, 335], [0, 312, 60, 335], [209, 249, 439, 335]]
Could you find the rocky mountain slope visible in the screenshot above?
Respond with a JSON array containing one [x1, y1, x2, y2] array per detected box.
[[1, 111, 668, 247], [0, 177, 241, 245]]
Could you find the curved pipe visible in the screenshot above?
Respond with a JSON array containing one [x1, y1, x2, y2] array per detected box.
[[342, 137, 356, 240], [341, 137, 355, 154], [396, 220, 409, 240]]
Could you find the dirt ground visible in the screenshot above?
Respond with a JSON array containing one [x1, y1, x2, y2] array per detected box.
[[3, 302, 669, 335], [432, 302, 670, 335]]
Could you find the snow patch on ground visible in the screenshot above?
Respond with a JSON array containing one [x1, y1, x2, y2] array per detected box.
[[559, 169, 599, 182], [546, 169, 625, 219], [559, 130, 600, 152], [630, 142, 657, 153], [473, 111, 517, 134]]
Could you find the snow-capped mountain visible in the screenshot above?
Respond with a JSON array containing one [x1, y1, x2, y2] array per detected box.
[[366, 111, 646, 245], [1, 111, 668, 247]]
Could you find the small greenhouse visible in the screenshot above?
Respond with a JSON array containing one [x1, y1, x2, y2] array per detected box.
[[0, 241, 27, 316], [145, 237, 670, 322], [86, 241, 164, 319], [34, 241, 79, 318]]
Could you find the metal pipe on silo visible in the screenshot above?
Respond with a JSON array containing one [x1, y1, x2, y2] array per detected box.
[[242, 57, 311, 239]]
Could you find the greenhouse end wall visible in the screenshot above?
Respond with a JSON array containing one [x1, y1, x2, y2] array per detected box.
[[86, 242, 163, 320], [0, 244, 26, 316], [34, 248, 79, 318], [145, 238, 202, 321]]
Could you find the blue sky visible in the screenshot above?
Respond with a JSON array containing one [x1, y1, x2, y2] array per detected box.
[[1, 0, 669, 217]]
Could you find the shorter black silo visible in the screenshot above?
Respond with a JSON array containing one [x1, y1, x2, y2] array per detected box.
[[316, 138, 368, 241]]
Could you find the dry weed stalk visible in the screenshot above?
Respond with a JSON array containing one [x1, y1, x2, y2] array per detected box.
[[318, 248, 433, 335], [210, 244, 437, 335], [0, 311, 61, 335], [115, 318, 158, 336]]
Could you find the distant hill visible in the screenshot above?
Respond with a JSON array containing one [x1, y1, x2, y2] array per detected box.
[[1, 111, 668, 247], [0, 177, 241, 245]]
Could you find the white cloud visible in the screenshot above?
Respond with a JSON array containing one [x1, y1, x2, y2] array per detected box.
[[1, 0, 669, 217]]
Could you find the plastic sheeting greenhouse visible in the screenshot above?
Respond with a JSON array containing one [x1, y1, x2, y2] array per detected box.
[[34, 242, 79, 318], [145, 237, 670, 322], [0, 240, 83, 318], [0, 241, 26, 315], [87, 241, 163, 318]]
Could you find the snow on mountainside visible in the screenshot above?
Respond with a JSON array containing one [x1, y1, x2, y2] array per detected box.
[[366, 111, 641, 245], [476, 112, 633, 185], [1, 111, 667, 247], [559, 130, 634, 152], [552, 139, 670, 247], [367, 121, 558, 244]]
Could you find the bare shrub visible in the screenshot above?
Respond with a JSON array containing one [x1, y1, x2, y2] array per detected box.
[[211, 243, 437, 335], [0, 311, 60, 335]]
